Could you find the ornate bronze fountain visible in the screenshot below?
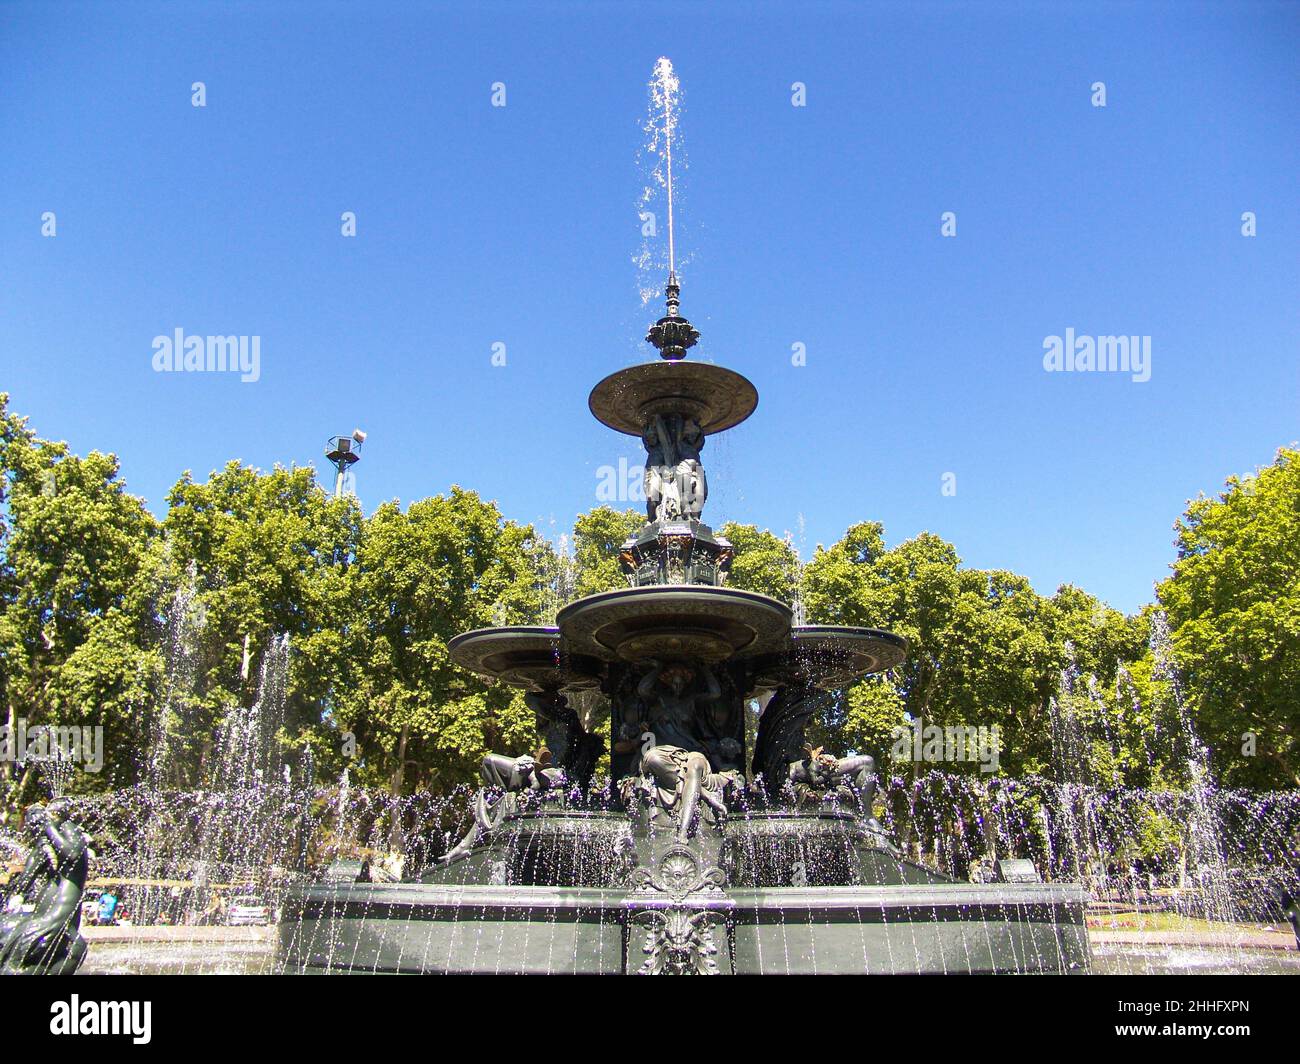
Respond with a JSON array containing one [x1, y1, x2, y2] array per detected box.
[[278, 276, 1091, 975]]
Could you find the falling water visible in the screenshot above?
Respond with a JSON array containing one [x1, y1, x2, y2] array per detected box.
[[538, 532, 577, 625], [36, 584, 1300, 974], [146, 564, 205, 790], [653, 56, 679, 276], [1150, 611, 1237, 926], [212, 633, 291, 792]]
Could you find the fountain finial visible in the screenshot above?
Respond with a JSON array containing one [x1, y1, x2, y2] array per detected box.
[[646, 272, 700, 361]]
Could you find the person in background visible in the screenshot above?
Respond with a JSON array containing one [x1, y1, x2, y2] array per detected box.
[[97, 889, 118, 926]]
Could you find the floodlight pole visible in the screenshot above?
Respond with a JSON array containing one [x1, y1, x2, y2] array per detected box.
[[325, 434, 363, 498]]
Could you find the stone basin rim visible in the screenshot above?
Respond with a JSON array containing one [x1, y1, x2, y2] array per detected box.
[[449, 624, 561, 645], [447, 625, 602, 691], [789, 624, 910, 656]]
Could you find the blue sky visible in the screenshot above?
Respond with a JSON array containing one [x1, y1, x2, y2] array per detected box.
[[1, 0, 1296, 614]]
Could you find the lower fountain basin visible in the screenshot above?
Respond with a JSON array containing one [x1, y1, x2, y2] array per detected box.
[[556, 585, 793, 663], [279, 872, 1088, 975], [419, 811, 635, 888], [720, 810, 939, 888], [447, 626, 602, 691], [723, 882, 1090, 975], [277, 807, 1090, 974]]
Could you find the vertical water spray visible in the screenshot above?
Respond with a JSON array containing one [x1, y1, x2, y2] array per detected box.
[[1150, 612, 1235, 926], [638, 56, 698, 327], [651, 57, 680, 278]]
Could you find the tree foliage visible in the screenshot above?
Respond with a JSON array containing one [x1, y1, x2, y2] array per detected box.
[[335, 487, 545, 793], [0, 394, 162, 804], [1158, 448, 1300, 786], [803, 524, 1147, 779], [571, 506, 642, 597], [0, 394, 1295, 812]]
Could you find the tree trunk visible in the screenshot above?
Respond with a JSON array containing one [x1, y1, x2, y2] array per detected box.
[[388, 726, 409, 851]]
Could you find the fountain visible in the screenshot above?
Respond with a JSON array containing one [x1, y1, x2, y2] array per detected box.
[[275, 59, 1090, 975]]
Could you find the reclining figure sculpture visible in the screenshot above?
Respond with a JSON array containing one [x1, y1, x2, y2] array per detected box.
[[438, 691, 585, 867], [788, 747, 884, 831]]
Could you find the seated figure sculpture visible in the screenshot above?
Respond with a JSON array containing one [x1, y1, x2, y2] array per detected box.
[[615, 661, 741, 841], [0, 799, 89, 975]]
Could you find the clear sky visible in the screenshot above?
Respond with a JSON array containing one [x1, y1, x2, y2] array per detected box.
[[1, 0, 1296, 615]]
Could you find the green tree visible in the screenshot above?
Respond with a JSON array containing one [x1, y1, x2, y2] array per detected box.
[[802, 524, 1139, 780], [571, 506, 642, 597], [718, 523, 799, 601], [340, 487, 545, 796], [1158, 447, 1300, 787], [160, 461, 362, 786], [0, 395, 162, 806]]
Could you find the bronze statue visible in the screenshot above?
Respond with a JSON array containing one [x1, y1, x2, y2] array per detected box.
[[752, 681, 823, 800], [641, 414, 707, 523], [438, 747, 566, 866], [673, 416, 707, 520], [788, 747, 882, 829], [0, 799, 89, 975], [615, 663, 742, 841], [478, 750, 566, 794], [636, 745, 739, 842], [636, 660, 719, 749], [525, 689, 601, 792], [642, 417, 675, 521]]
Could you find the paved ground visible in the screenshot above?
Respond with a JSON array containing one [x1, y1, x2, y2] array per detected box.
[[1090, 927, 1297, 951], [74, 924, 1300, 975], [83, 925, 273, 943]]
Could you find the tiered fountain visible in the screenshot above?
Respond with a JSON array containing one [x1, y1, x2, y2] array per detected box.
[[277, 62, 1089, 975]]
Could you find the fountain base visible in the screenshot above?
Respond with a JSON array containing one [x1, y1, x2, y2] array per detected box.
[[277, 807, 1090, 975]]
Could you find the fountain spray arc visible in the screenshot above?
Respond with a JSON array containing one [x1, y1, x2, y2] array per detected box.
[[277, 59, 1091, 975]]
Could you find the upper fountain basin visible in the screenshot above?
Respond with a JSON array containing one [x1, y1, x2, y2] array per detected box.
[[588, 360, 758, 436], [556, 585, 792, 664]]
